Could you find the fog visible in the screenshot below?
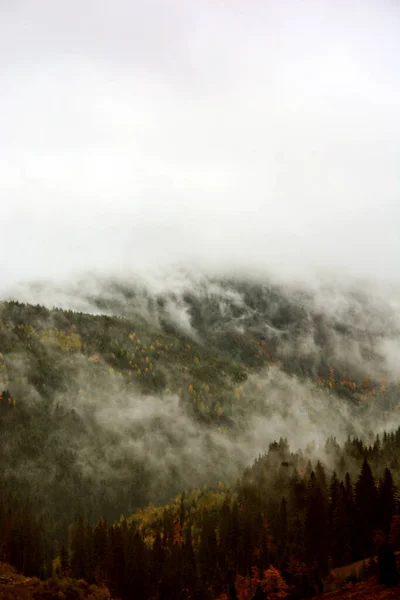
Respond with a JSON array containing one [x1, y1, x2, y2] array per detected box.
[[1, 1, 400, 514], [64, 363, 399, 500], [1, 0, 400, 290], [5, 313, 399, 512]]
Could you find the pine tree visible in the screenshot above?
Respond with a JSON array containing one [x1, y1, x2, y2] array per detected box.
[[355, 458, 378, 558], [93, 517, 108, 583], [125, 526, 150, 600], [330, 483, 351, 566], [378, 468, 395, 533], [182, 524, 198, 596], [198, 512, 218, 585], [329, 471, 340, 526], [315, 461, 328, 497], [152, 528, 165, 590], [109, 524, 126, 598], [305, 472, 329, 575], [71, 516, 87, 580]]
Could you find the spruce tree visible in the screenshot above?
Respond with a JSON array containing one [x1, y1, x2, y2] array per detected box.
[[330, 483, 351, 566], [378, 468, 395, 533], [355, 458, 378, 558], [305, 472, 329, 575]]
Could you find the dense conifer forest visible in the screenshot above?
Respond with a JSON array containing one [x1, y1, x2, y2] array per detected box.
[[2, 0, 400, 595]]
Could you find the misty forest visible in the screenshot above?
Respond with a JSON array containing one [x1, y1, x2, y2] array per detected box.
[[1, 275, 400, 598], [2, 0, 400, 598]]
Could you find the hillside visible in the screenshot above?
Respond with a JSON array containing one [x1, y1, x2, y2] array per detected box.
[[1, 275, 400, 598], [1, 277, 400, 515], [1, 278, 399, 522]]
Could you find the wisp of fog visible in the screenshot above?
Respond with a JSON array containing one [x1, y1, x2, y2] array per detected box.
[[1, 0, 400, 508]]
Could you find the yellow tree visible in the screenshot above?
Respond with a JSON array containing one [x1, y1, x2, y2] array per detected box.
[[261, 566, 288, 600]]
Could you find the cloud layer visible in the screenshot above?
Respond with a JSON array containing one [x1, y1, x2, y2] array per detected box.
[[1, 0, 400, 288]]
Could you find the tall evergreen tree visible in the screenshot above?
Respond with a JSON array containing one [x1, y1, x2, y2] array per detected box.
[[355, 458, 378, 558], [378, 468, 395, 533], [315, 461, 328, 498], [305, 472, 329, 575], [330, 483, 352, 566], [71, 516, 87, 580], [329, 471, 340, 525]]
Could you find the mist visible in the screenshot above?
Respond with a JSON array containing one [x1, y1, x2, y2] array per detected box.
[[2, 268, 400, 515], [5, 322, 399, 514], [1, 0, 400, 290], [1, 0, 400, 525]]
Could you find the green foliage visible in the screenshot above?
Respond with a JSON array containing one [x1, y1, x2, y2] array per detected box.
[[1, 291, 400, 598]]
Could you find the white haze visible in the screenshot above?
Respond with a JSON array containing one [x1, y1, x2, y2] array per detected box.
[[1, 1, 400, 503], [5, 267, 400, 383], [1, 0, 400, 289], [3, 270, 400, 505], [46, 357, 400, 499]]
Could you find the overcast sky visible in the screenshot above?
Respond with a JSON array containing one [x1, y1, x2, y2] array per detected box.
[[1, 0, 400, 290]]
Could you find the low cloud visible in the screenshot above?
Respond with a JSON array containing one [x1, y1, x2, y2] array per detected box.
[[1, 1, 400, 287]]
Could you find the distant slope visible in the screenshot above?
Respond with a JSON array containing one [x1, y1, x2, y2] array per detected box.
[[1, 273, 400, 558], [5, 272, 400, 393]]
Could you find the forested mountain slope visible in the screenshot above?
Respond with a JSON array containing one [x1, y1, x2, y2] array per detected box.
[[1, 275, 400, 597]]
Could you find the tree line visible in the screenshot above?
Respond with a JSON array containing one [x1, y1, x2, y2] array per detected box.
[[1, 431, 399, 599]]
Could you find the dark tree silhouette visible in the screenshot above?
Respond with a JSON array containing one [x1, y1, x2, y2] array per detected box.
[[378, 541, 398, 586]]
